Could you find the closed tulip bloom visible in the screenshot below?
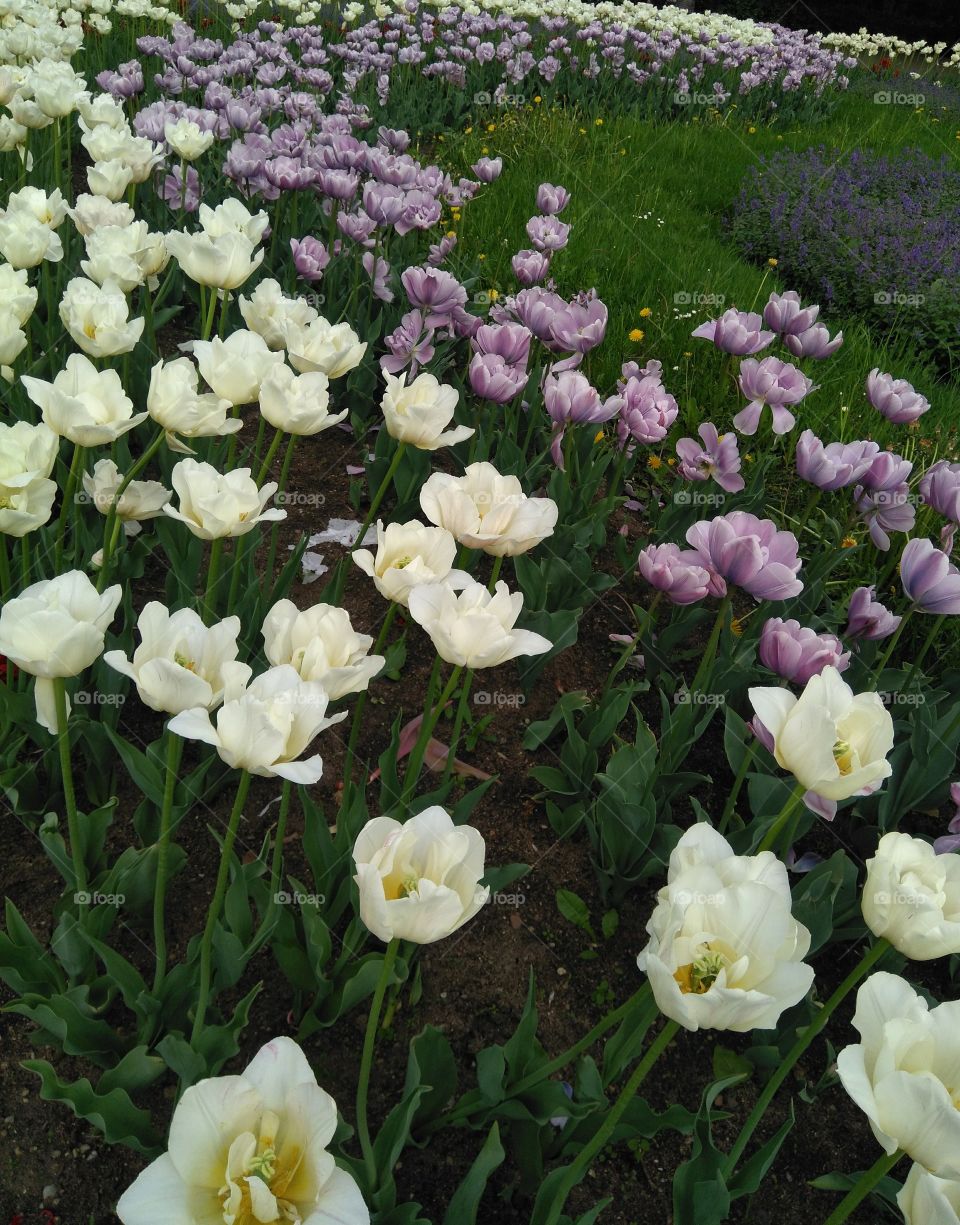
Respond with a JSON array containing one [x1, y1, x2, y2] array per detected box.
[[22, 354, 147, 446], [784, 322, 843, 360], [535, 182, 571, 215], [675, 423, 745, 493], [67, 193, 134, 237], [407, 578, 551, 668], [511, 248, 550, 286], [259, 365, 345, 436], [762, 290, 819, 336], [400, 266, 467, 327], [147, 357, 239, 451], [82, 458, 170, 533], [164, 459, 286, 540], [548, 296, 608, 355], [526, 214, 570, 253], [192, 331, 285, 407], [685, 511, 803, 601], [58, 277, 144, 356], [691, 308, 774, 356], [795, 430, 879, 491], [87, 159, 134, 202], [27, 62, 87, 119], [472, 322, 531, 367], [238, 278, 318, 350], [284, 316, 367, 380], [735, 356, 814, 436], [471, 156, 502, 183], [921, 460, 960, 524], [81, 222, 167, 293], [901, 538, 960, 615], [0, 421, 57, 535], [354, 520, 463, 606], [420, 462, 558, 556], [166, 229, 264, 291], [898, 1164, 960, 1225], [168, 665, 344, 783], [468, 352, 528, 403], [638, 543, 712, 605], [749, 666, 894, 801], [637, 824, 814, 1032], [116, 1036, 368, 1225], [164, 117, 215, 161], [613, 362, 679, 449], [197, 198, 269, 244], [0, 261, 38, 324], [104, 604, 251, 715], [0, 571, 121, 732], [867, 368, 930, 424], [759, 617, 850, 685], [837, 972, 960, 1179], [859, 450, 913, 492], [845, 585, 901, 641], [381, 369, 473, 450], [262, 601, 384, 700], [0, 212, 63, 268], [862, 832, 960, 960], [353, 807, 488, 945]]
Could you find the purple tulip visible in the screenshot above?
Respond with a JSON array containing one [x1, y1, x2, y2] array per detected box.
[[613, 360, 679, 447], [920, 460, 960, 524], [543, 369, 618, 468], [400, 266, 466, 327], [362, 252, 393, 303], [337, 210, 378, 245], [362, 181, 406, 225], [853, 484, 916, 551], [381, 310, 434, 377], [900, 538, 960, 614], [844, 585, 901, 641], [795, 430, 879, 491], [472, 322, 531, 367], [547, 296, 607, 355], [160, 164, 200, 212], [427, 233, 457, 267], [784, 323, 843, 360], [395, 189, 442, 235], [535, 182, 570, 215], [934, 782, 960, 855], [759, 617, 850, 685], [735, 357, 814, 435], [859, 451, 913, 492], [685, 511, 803, 601], [866, 369, 930, 424], [512, 249, 550, 286], [513, 287, 566, 342], [675, 422, 745, 493], [526, 215, 570, 253], [469, 353, 528, 404], [762, 290, 819, 336], [290, 236, 329, 283], [691, 308, 774, 356], [472, 156, 502, 183], [637, 543, 711, 605]]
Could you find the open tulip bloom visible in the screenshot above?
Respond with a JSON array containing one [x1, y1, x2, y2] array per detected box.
[[419, 462, 558, 556], [407, 578, 552, 669]]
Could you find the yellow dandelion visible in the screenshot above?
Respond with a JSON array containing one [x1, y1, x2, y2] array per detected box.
[[667, 457, 676, 467], [730, 617, 744, 637], [748, 125, 757, 134], [619, 148, 626, 155], [594, 428, 605, 443], [682, 350, 693, 358], [465, 125, 473, 134], [629, 328, 645, 342], [478, 253, 486, 261], [481, 145, 489, 154], [639, 307, 652, 318], [648, 455, 662, 470], [487, 288, 499, 301], [445, 230, 456, 239], [486, 123, 496, 132], [768, 258, 778, 267], [579, 127, 587, 134], [841, 536, 857, 549], [534, 95, 542, 103], [595, 117, 603, 126]]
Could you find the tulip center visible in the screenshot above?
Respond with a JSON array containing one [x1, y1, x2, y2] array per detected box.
[[393, 555, 413, 569], [174, 651, 198, 673], [674, 947, 727, 994], [218, 1109, 305, 1225], [83, 322, 98, 340], [833, 739, 855, 775]]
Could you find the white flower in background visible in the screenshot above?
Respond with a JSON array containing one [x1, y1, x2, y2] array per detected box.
[[748, 667, 894, 802], [407, 578, 552, 668], [104, 604, 252, 715], [381, 370, 473, 450], [81, 126, 162, 184], [116, 1037, 369, 1225], [198, 198, 270, 244], [353, 807, 488, 944], [238, 278, 318, 349], [168, 665, 344, 783], [262, 600, 384, 700], [77, 94, 128, 131], [837, 971, 960, 1179], [420, 462, 558, 556], [0, 421, 58, 538], [861, 831, 960, 960], [0, 211, 63, 267], [81, 459, 170, 535], [58, 276, 145, 357], [22, 354, 147, 446], [0, 262, 39, 325], [636, 824, 814, 1032], [164, 458, 286, 540], [147, 357, 238, 453], [27, 60, 88, 118], [191, 330, 285, 406], [165, 229, 264, 291], [259, 365, 347, 435], [0, 309, 27, 374], [81, 222, 168, 292], [5, 186, 68, 229], [67, 193, 135, 236], [354, 519, 465, 606], [284, 316, 368, 380], [87, 159, 134, 202], [898, 1164, 960, 1225], [0, 117, 29, 156], [0, 571, 121, 733], [7, 93, 52, 131], [163, 117, 215, 161]]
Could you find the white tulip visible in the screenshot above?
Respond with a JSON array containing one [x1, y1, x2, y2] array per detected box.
[[381, 369, 473, 450], [163, 458, 286, 540], [165, 230, 264, 291], [258, 364, 346, 436], [5, 186, 67, 229], [28, 61, 88, 118], [407, 578, 552, 668], [262, 600, 384, 700], [284, 316, 367, 380], [86, 159, 134, 202], [81, 459, 170, 534], [21, 354, 147, 446], [353, 806, 489, 944], [748, 667, 894, 801], [837, 971, 960, 1178], [197, 198, 269, 244], [58, 277, 144, 357], [163, 117, 215, 161], [67, 193, 134, 237], [353, 519, 464, 607], [168, 665, 344, 782], [0, 469, 55, 537], [0, 261, 39, 325], [116, 1036, 369, 1225], [0, 310, 27, 368], [0, 571, 121, 732], [898, 1164, 960, 1225], [420, 462, 558, 556], [192, 330, 285, 406], [81, 222, 167, 292], [861, 831, 960, 960], [0, 211, 63, 267], [238, 277, 318, 349], [147, 357, 238, 451], [104, 603, 251, 715]]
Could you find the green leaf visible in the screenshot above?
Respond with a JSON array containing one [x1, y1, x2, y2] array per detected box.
[[442, 1123, 505, 1225], [601, 910, 619, 940], [23, 1059, 161, 1155], [404, 1025, 458, 1127], [556, 889, 594, 937], [98, 1046, 167, 1096]]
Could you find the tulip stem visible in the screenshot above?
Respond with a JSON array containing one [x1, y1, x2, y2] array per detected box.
[[97, 429, 167, 590], [487, 554, 503, 592], [53, 678, 86, 907], [200, 284, 219, 343], [264, 434, 298, 589], [401, 665, 463, 804], [256, 427, 285, 487], [54, 443, 85, 571], [191, 769, 251, 1045], [822, 1148, 904, 1225], [902, 613, 946, 693], [724, 937, 891, 1177], [0, 536, 10, 605], [356, 937, 399, 1194], [202, 537, 224, 624], [688, 594, 731, 698], [755, 781, 808, 855], [718, 738, 758, 834], [268, 778, 294, 907], [441, 668, 474, 785], [342, 602, 399, 793], [152, 732, 184, 994], [541, 1018, 681, 1225], [871, 607, 912, 681], [352, 442, 406, 556]]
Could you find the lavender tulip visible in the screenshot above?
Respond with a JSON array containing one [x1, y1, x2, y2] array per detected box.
[[513, 288, 566, 342], [472, 322, 531, 368], [784, 323, 843, 360], [290, 236, 329, 283], [381, 310, 434, 377], [535, 182, 570, 215], [637, 543, 711, 606], [468, 353, 528, 404], [613, 360, 678, 448], [471, 156, 502, 183], [526, 215, 570, 253], [795, 430, 879, 491], [543, 369, 618, 467], [512, 249, 550, 287], [934, 783, 960, 855], [920, 460, 960, 524], [685, 511, 803, 601], [547, 296, 607, 355], [866, 369, 930, 424], [691, 308, 774, 356], [859, 451, 913, 492], [900, 538, 960, 614], [845, 586, 901, 641], [401, 266, 466, 327], [762, 290, 819, 336], [675, 423, 745, 493], [735, 357, 814, 435], [853, 484, 916, 551], [759, 617, 850, 685]]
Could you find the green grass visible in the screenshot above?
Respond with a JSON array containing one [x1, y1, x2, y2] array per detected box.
[[436, 91, 960, 458]]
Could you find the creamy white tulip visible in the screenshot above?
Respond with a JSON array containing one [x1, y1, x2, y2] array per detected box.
[[21, 354, 147, 446], [636, 824, 814, 1032], [81, 459, 170, 534], [259, 365, 346, 436], [749, 667, 894, 802], [0, 211, 63, 267], [81, 221, 167, 292], [898, 1164, 960, 1225], [407, 578, 552, 668], [67, 193, 134, 237], [837, 971, 960, 1178], [0, 571, 121, 732], [0, 310, 27, 371], [59, 276, 144, 357], [262, 600, 384, 700], [164, 117, 215, 161], [238, 278, 318, 350], [87, 159, 134, 202], [353, 520, 464, 606], [420, 462, 558, 556], [192, 330, 285, 406], [0, 262, 39, 324], [381, 369, 473, 450], [5, 185, 67, 229], [198, 198, 269, 244], [168, 665, 344, 782], [353, 806, 488, 944], [147, 357, 239, 451], [164, 458, 286, 540], [862, 832, 960, 960], [284, 316, 368, 380], [28, 62, 87, 119], [165, 230, 264, 291], [104, 604, 251, 715], [116, 1036, 369, 1225], [0, 471, 55, 537]]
